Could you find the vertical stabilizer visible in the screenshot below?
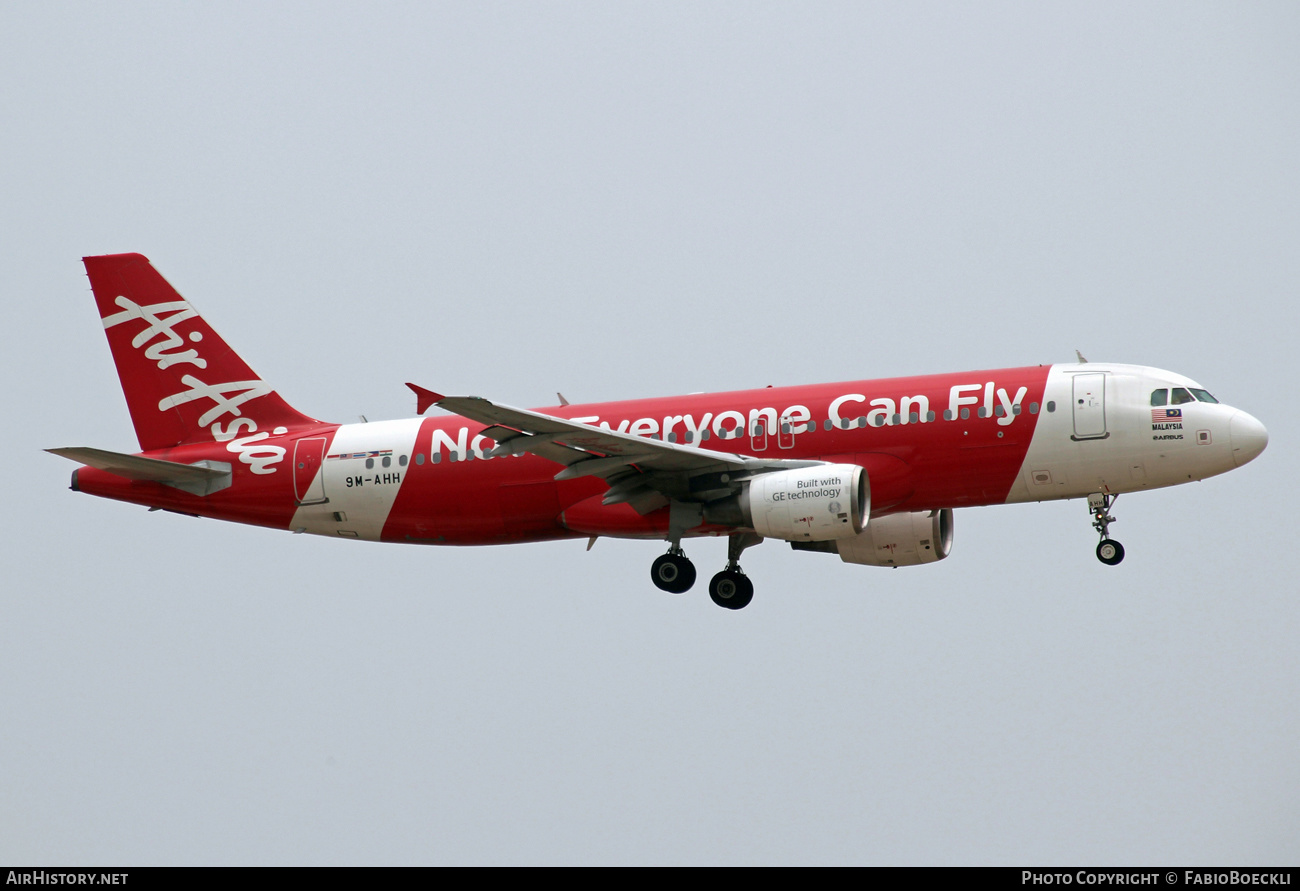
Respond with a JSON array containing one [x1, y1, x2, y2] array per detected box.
[[84, 253, 319, 451]]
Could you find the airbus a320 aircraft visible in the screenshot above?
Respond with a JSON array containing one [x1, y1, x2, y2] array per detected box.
[[51, 254, 1268, 609]]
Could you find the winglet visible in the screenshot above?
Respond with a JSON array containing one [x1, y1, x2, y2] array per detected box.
[[406, 383, 444, 415]]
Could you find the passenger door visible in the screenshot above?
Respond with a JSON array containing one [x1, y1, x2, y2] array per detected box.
[[293, 437, 329, 504], [1071, 373, 1108, 440]]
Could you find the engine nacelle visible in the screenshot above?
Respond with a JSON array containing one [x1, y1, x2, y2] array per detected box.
[[835, 509, 953, 567], [707, 464, 868, 542]]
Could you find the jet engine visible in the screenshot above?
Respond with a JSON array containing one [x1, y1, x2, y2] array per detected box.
[[835, 509, 953, 566], [704, 464, 867, 542]]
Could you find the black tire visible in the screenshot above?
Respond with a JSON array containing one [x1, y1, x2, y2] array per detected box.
[[709, 570, 754, 609], [1096, 539, 1125, 566], [651, 553, 696, 593]]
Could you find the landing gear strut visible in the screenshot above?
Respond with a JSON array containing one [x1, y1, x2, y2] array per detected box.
[[1088, 492, 1125, 566], [651, 547, 696, 593], [708, 533, 761, 610]]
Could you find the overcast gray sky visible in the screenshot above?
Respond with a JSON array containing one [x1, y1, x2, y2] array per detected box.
[[2, 1, 1296, 865]]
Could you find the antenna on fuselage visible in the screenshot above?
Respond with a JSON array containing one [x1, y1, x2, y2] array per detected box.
[[1075, 350, 1089, 364]]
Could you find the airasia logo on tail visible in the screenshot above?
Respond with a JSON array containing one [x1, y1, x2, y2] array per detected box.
[[102, 295, 287, 474]]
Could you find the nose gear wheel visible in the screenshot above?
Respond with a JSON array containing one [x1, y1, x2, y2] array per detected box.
[[1088, 493, 1124, 565], [1096, 539, 1125, 565]]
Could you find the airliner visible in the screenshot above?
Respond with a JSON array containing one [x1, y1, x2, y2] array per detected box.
[[49, 254, 1268, 609]]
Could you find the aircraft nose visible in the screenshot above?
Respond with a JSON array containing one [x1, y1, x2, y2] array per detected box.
[[1229, 410, 1268, 467]]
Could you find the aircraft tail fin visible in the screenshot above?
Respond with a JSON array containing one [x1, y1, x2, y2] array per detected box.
[[83, 254, 319, 451]]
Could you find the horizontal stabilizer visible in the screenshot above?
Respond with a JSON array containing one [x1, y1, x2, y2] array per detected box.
[[46, 447, 232, 496]]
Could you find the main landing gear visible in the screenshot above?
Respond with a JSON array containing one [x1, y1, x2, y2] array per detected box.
[[651, 547, 696, 594], [708, 532, 760, 609], [1088, 492, 1125, 566], [708, 567, 753, 610], [649, 533, 762, 609]]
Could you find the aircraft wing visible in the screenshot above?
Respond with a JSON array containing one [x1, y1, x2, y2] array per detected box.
[[407, 384, 821, 513]]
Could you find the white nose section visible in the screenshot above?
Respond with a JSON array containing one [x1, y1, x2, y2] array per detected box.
[[1230, 410, 1268, 467]]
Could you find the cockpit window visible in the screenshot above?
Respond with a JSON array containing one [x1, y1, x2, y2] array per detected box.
[[1150, 389, 1168, 406], [1171, 387, 1195, 405], [1189, 388, 1219, 404]]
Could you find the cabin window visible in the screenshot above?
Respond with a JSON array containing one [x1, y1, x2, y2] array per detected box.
[[415, 453, 425, 465], [365, 457, 374, 469], [1150, 389, 1168, 406], [1029, 402, 1039, 414], [399, 455, 408, 466], [382, 455, 391, 468], [1046, 401, 1056, 412], [1171, 387, 1195, 405]]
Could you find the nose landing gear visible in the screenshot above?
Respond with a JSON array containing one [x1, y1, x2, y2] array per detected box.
[[1089, 492, 1125, 565]]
